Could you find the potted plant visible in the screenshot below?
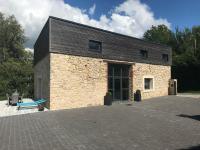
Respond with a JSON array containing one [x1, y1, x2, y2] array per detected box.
[[104, 92, 112, 106], [38, 104, 44, 111], [134, 89, 141, 102]]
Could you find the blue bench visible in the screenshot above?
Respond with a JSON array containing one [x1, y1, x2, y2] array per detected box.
[[17, 99, 46, 110]]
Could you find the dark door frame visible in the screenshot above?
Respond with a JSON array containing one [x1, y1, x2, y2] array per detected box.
[[107, 63, 131, 101]]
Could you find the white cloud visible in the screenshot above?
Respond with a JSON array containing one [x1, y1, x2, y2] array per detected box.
[[0, 0, 171, 49], [25, 48, 33, 52], [89, 3, 96, 16]]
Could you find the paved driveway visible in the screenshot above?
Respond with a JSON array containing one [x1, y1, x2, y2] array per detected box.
[[0, 96, 200, 150]]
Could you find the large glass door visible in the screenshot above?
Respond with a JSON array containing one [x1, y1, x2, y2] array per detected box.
[[108, 64, 130, 101]]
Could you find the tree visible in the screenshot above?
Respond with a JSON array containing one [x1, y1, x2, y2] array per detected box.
[[143, 25, 200, 65], [143, 25, 173, 45], [171, 27, 200, 65], [0, 60, 33, 98], [0, 12, 25, 62], [191, 26, 200, 62], [0, 12, 33, 100]]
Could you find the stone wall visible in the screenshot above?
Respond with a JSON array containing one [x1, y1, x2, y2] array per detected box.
[[132, 63, 171, 99], [34, 54, 50, 108], [50, 53, 107, 110], [34, 53, 171, 110]]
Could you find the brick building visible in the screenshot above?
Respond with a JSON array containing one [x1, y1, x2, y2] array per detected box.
[[34, 16, 172, 110]]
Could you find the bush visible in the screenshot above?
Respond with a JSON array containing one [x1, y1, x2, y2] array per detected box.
[[0, 59, 33, 99]]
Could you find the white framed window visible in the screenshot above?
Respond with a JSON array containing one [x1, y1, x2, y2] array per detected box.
[[143, 76, 154, 91]]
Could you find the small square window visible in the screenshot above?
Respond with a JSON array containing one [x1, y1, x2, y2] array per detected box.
[[144, 78, 153, 90], [88, 40, 102, 53], [140, 50, 148, 59], [162, 54, 169, 62]]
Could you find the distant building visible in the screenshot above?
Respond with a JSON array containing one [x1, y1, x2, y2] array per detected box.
[[34, 16, 172, 110]]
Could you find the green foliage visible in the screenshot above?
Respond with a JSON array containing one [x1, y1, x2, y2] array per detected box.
[[0, 12, 33, 100], [107, 92, 112, 96], [143, 25, 173, 45], [143, 25, 200, 66], [0, 59, 33, 99]]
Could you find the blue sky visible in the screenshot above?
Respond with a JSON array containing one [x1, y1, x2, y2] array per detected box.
[[143, 0, 200, 30], [65, 0, 200, 30], [1, 0, 200, 49]]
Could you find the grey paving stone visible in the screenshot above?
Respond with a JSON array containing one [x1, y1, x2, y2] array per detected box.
[[0, 96, 200, 150]]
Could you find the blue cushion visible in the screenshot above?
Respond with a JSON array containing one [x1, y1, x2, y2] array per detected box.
[[17, 102, 37, 106], [17, 99, 47, 107]]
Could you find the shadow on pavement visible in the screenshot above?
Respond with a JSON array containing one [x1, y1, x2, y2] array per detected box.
[[177, 114, 200, 121], [177, 145, 200, 150]]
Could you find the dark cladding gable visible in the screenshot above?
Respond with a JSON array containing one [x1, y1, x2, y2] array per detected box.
[[34, 19, 49, 65], [49, 16, 172, 66], [34, 16, 172, 66]]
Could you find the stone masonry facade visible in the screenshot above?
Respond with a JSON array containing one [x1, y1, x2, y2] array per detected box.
[[34, 53, 171, 110], [132, 63, 171, 100], [49, 53, 107, 110]]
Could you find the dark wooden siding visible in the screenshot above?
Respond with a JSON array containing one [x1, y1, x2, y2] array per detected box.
[[34, 20, 49, 65], [35, 16, 172, 66]]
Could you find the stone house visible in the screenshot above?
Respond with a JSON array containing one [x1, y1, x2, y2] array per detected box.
[[34, 16, 172, 110]]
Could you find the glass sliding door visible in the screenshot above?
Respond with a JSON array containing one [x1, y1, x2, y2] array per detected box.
[[114, 78, 121, 100], [108, 64, 130, 101]]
